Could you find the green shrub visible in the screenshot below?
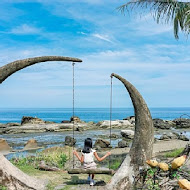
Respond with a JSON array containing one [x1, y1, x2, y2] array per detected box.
[[11, 151, 68, 169], [164, 148, 184, 158], [109, 160, 122, 170], [0, 185, 7, 190]]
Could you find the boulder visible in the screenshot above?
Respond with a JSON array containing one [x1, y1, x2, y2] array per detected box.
[[167, 132, 178, 139], [178, 134, 189, 141], [61, 120, 70, 123], [118, 140, 129, 148], [0, 154, 47, 190], [70, 116, 81, 123], [123, 116, 135, 125], [159, 133, 171, 141], [21, 116, 45, 125], [173, 118, 190, 128], [96, 120, 132, 129], [153, 119, 174, 129], [121, 130, 134, 139], [109, 134, 119, 139], [65, 136, 76, 146], [23, 139, 40, 150], [94, 139, 111, 148], [0, 138, 12, 152]]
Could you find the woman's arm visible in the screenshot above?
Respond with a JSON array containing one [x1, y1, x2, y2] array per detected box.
[[73, 150, 84, 163], [94, 152, 111, 162]]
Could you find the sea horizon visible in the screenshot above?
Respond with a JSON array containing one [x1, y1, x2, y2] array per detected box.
[[0, 107, 190, 124]]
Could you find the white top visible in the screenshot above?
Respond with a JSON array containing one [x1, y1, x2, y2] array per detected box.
[[82, 149, 96, 163]]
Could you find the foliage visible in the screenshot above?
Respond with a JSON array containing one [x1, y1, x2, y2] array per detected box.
[[0, 185, 7, 190], [11, 150, 68, 169], [164, 148, 184, 158], [109, 159, 122, 170], [119, 0, 190, 39]]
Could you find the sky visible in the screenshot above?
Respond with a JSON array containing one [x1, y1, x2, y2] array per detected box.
[[0, 0, 190, 108]]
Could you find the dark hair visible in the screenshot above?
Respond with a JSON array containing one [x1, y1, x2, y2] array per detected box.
[[82, 138, 92, 153]]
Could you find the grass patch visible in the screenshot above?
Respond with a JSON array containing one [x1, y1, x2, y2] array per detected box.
[[109, 159, 122, 170], [11, 147, 68, 169], [0, 185, 7, 190], [164, 148, 184, 158]]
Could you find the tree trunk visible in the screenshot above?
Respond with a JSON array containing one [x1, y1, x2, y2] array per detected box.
[[0, 56, 82, 84], [105, 73, 154, 190], [0, 154, 47, 190]]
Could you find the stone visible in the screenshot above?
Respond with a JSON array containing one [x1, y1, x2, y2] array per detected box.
[[109, 134, 119, 139], [94, 139, 111, 148], [70, 116, 81, 123], [23, 139, 40, 150], [96, 120, 132, 129], [0, 138, 12, 152], [0, 154, 47, 190], [121, 130, 134, 139], [21, 116, 45, 125], [178, 134, 189, 141], [173, 118, 190, 128], [61, 120, 70, 123], [167, 132, 178, 139], [65, 136, 76, 146], [153, 118, 174, 129], [123, 116, 135, 125], [159, 133, 170, 141], [118, 140, 129, 148]]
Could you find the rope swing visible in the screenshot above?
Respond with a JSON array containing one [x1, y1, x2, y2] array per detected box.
[[68, 70, 113, 175], [72, 62, 75, 169]]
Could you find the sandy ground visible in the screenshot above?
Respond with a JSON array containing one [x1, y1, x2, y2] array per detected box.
[[108, 139, 189, 156]]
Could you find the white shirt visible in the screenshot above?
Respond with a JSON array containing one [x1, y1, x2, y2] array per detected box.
[[82, 149, 96, 163]]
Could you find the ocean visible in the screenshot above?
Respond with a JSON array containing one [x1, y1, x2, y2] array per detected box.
[[1, 107, 190, 159], [0, 107, 190, 124]]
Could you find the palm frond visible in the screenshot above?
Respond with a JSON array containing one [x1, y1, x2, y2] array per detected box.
[[118, 0, 190, 39]]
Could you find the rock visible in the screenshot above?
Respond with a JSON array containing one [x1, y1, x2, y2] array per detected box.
[[23, 139, 40, 150], [21, 116, 45, 125], [172, 131, 180, 138], [123, 116, 135, 125], [121, 130, 134, 139], [94, 139, 111, 148], [109, 134, 119, 139], [159, 133, 170, 141], [118, 140, 129, 148], [167, 132, 178, 139], [0, 138, 12, 152], [96, 120, 132, 129], [38, 161, 61, 171], [173, 118, 190, 128], [153, 118, 174, 129], [6, 123, 20, 127], [61, 120, 70, 123], [0, 154, 47, 190], [65, 136, 76, 146], [70, 116, 81, 123], [178, 134, 189, 141]]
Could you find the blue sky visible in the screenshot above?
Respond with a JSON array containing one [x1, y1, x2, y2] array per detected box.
[[0, 0, 190, 108]]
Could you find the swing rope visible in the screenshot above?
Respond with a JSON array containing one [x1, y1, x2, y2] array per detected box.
[[68, 73, 114, 175], [109, 75, 113, 170], [72, 62, 75, 169]]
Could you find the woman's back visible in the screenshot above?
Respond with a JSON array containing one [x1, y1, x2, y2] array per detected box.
[[82, 149, 96, 163]]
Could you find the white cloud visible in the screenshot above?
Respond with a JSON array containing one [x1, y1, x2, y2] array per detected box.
[[11, 24, 42, 35], [92, 33, 114, 43]]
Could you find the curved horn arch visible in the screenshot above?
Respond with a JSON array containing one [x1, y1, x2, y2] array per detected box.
[[0, 56, 82, 84], [111, 73, 154, 167]]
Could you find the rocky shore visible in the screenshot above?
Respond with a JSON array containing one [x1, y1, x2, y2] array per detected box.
[[0, 116, 190, 135]]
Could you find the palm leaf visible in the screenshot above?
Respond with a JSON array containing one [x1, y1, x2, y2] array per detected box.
[[119, 0, 190, 39]]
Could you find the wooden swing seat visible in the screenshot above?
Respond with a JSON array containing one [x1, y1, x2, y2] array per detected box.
[[68, 168, 114, 175]]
